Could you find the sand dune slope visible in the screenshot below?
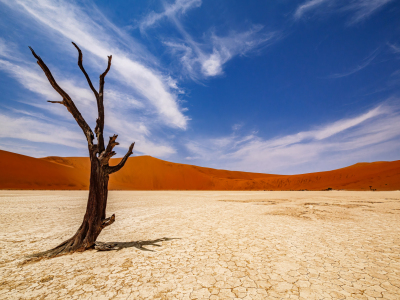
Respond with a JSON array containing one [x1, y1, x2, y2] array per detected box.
[[0, 150, 89, 190], [0, 149, 399, 190]]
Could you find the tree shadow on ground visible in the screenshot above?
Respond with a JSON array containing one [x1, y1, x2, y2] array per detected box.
[[21, 237, 179, 266], [94, 237, 179, 252]]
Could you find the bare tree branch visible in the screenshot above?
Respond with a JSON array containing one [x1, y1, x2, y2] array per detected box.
[[105, 134, 120, 153], [101, 214, 115, 229], [71, 42, 99, 100], [100, 56, 112, 93], [29, 46, 95, 149], [98, 134, 119, 165], [95, 55, 112, 153], [106, 142, 135, 174]]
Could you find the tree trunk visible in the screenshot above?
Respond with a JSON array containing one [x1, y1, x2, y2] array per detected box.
[[32, 158, 115, 257]]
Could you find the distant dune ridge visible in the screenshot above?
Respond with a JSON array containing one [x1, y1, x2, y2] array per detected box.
[[0, 149, 399, 190]]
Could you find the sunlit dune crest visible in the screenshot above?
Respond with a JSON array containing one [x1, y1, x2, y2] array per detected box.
[[0, 149, 399, 191]]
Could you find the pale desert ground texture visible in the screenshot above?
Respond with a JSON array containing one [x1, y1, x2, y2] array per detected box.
[[1, 191, 400, 300]]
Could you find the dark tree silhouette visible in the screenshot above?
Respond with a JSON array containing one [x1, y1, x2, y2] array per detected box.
[[29, 43, 134, 257]]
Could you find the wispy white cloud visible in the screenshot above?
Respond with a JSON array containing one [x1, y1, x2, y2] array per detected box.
[[0, 0, 188, 129], [294, 0, 329, 20], [232, 123, 244, 131], [3, 107, 60, 123], [202, 27, 276, 77], [139, 0, 201, 32], [328, 49, 378, 78], [138, 0, 276, 79], [0, 140, 49, 157], [389, 44, 400, 54], [165, 25, 276, 78], [0, 58, 98, 124], [0, 112, 84, 149], [105, 111, 176, 157], [345, 0, 394, 24], [0, 38, 20, 60], [185, 103, 400, 174], [294, 0, 394, 24]]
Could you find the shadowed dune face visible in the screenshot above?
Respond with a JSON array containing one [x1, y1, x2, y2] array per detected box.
[[0, 149, 399, 190]]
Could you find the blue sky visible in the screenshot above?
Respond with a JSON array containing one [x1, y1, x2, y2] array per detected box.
[[0, 0, 399, 174]]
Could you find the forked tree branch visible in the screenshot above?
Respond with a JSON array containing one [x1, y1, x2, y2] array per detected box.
[[71, 42, 111, 153], [98, 134, 119, 165], [105, 134, 120, 155], [29, 46, 95, 148], [106, 143, 135, 174]]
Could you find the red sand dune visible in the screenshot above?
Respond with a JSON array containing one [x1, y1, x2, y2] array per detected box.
[[0, 149, 399, 190]]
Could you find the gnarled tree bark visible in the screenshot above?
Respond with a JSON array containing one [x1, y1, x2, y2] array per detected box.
[[29, 43, 134, 257]]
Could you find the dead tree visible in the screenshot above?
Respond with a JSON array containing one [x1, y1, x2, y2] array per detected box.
[[29, 43, 134, 257]]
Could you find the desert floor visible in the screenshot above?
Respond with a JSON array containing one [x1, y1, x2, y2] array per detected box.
[[1, 191, 400, 300]]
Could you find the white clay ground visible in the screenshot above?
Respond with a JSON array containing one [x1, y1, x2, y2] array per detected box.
[[1, 190, 400, 299]]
